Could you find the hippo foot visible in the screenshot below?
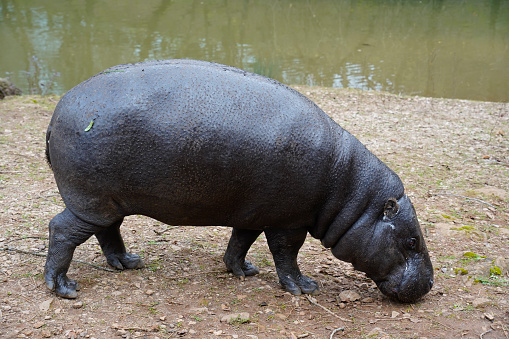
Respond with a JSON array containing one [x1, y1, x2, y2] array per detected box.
[[279, 274, 319, 296], [225, 259, 260, 278], [105, 252, 145, 270], [45, 271, 80, 299]]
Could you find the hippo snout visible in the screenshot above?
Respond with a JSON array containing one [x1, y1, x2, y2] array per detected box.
[[375, 257, 434, 303]]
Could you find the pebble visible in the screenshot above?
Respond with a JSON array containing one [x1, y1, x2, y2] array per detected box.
[[339, 290, 361, 302], [472, 298, 491, 308], [39, 299, 53, 312], [367, 327, 387, 337], [220, 312, 250, 324], [72, 301, 84, 309], [33, 321, 45, 329], [484, 313, 494, 322]]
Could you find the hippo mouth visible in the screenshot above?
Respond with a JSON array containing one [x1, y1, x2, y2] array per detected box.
[[375, 273, 434, 303]]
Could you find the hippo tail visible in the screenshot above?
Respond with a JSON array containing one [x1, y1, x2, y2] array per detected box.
[[45, 126, 52, 170]]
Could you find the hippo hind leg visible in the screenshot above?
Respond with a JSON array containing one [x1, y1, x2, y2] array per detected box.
[[95, 219, 144, 270], [44, 208, 103, 298], [223, 228, 262, 277], [265, 228, 319, 295]]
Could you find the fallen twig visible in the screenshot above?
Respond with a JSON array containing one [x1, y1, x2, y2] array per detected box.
[[167, 270, 225, 280], [480, 329, 492, 339], [153, 226, 180, 235], [330, 327, 345, 338], [370, 318, 403, 323], [1, 246, 116, 272], [4, 236, 46, 244], [305, 295, 352, 323], [432, 319, 453, 330], [1, 236, 227, 277], [485, 159, 509, 167], [434, 192, 497, 209], [501, 324, 509, 339]]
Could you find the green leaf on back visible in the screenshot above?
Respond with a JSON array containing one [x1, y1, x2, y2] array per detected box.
[[84, 119, 94, 132]]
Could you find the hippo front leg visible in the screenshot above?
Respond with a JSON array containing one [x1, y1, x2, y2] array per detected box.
[[223, 228, 262, 277], [95, 220, 144, 270], [265, 228, 319, 295], [44, 208, 100, 298]]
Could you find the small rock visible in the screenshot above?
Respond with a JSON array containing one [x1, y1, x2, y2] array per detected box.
[[191, 307, 208, 314], [391, 311, 400, 318], [367, 327, 387, 337], [0, 78, 22, 98], [145, 289, 155, 295], [72, 301, 83, 309], [33, 321, 45, 329], [473, 298, 491, 308], [39, 299, 53, 312], [361, 297, 374, 303], [220, 312, 250, 324], [474, 187, 508, 200], [41, 329, 51, 338], [484, 313, 494, 322], [339, 290, 361, 302]]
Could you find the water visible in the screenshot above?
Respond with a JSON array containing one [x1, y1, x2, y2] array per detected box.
[[1, 0, 508, 102]]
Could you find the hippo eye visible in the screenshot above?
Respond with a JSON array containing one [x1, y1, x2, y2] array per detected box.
[[407, 238, 417, 250]]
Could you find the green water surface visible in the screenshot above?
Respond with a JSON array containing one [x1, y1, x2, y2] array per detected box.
[[1, 0, 508, 102]]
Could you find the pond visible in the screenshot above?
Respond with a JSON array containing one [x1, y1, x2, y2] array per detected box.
[[1, 0, 508, 102]]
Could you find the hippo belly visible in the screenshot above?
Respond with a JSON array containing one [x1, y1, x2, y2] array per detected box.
[[44, 59, 433, 302]]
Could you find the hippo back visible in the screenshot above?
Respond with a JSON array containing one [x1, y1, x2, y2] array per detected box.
[[47, 60, 338, 228]]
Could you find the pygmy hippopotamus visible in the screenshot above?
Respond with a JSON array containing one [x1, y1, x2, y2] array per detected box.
[[44, 59, 433, 302]]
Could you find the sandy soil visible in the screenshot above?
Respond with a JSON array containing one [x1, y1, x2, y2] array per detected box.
[[0, 88, 508, 338]]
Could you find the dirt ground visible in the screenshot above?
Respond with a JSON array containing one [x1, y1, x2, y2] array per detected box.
[[0, 88, 508, 339]]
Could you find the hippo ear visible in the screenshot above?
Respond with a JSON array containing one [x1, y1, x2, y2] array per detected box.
[[384, 198, 399, 219]]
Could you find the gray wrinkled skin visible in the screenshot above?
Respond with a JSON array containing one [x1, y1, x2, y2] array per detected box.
[[44, 59, 433, 302]]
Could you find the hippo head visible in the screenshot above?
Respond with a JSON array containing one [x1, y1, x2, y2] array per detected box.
[[331, 195, 434, 303]]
